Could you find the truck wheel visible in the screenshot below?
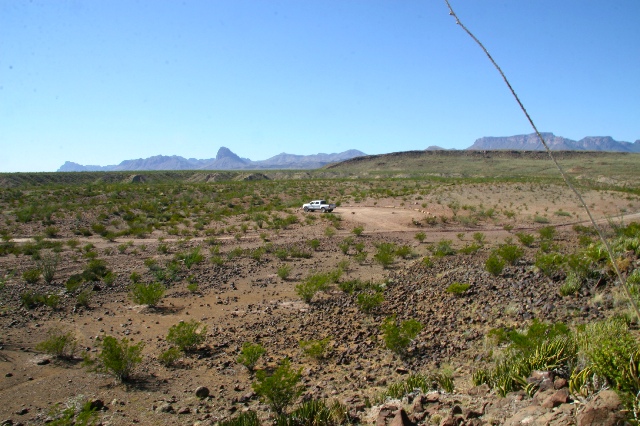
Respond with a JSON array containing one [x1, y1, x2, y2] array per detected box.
[[304, 207, 309, 212], [321, 207, 326, 213]]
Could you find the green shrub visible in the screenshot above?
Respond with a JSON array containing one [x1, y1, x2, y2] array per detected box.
[[295, 273, 331, 303], [75, 289, 92, 308], [357, 291, 384, 313], [534, 215, 550, 224], [338, 238, 352, 255], [339, 279, 368, 294], [485, 253, 505, 276], [308, 239, 320, 251], [515, 232, 535, 247], [381, 315, 423, 356], [175, 247, 204, 269], [219, 410, 260, 426], [299, 337, 331, 360], [21, 290, 45, 309], [89, 335, 144, 382], [495, 243, 524, 265], [473, 232, 486, 244], [421, 256, 433, 268], [414, 232, 426, 243], [559, 272, 582, 296], [432, 239, 455, 257], [39, 253, 59, 284], [65, 274, 84, 293], [129, 282, 165, 306], [276, 399, 347, 426], [237, 342, 266, 371], [535, 252, 566, 277], [253, 358, 303, 415], [395, 245, 413, 259], [446, 282, 470, 296], [23, 268, 41, 284], [46, 399, 98, 426], [352, 226, 364, 236], [36, 328, 78, 359], [374, 243, 397, 268], [459, 243, 482, 254], [158, 347, 182, 367], [277, 264, 292, 280], [538, 226, 556, 240], [166, 320, 207, 352]]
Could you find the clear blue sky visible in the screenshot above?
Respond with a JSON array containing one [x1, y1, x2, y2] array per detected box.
[[1, 0, 638, 172]]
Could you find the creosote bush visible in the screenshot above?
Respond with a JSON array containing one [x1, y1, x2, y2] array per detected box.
[[446, 282, 470, 296], [485, 253, 505, 276], [252, 358, 303, 415], [381, 315, 423, 356], [36, 328, 78, 359], [87, 335, 144, 382], [295, 272, 331, 303], [129, 282, 165, 307], [237, 342, 266, 372], [299, 337, 331, 360], [166, 320, 207, 352]]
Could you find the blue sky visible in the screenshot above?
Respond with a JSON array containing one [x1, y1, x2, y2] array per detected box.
[[1, 1, 638, 172]]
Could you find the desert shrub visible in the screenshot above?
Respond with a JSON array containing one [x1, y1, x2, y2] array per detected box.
[[473, 232, 486, 244], [414, 231, 426, 243], [129, 271, 142, 284], [338, 237, 352, 255], [23, 268, 41, 284], [432, 239, 455, 257], [237, 342, 266, 371], [295, 273, 331, 303], [219, 410, 260, 426], [158, 347, 182, 367], [253, 358, 303, 415], [277, 264, 292, 280], [559, 272, 582, 296], [65, 274, 84, 293], [357, 291, 384, 313], [459, 243, 482, 254], [82, 259, 110, 282], [535, 252, 566, 277], [36, 328, 78, 359], [395, 245, 413, 259], [352, 226, 364, 236], [485, 253, 505, 276], [129, 282, 165, 306], [289, 247, 312, 259], [381, 315, 423, 356], [446, 282, 470, 296], [75, 289, 92, 308], [421, 256, 433, 268], [515, 232, 535, 247], [39, 253, 59, 284], [338, 279, 368, 294], [20, 291, 46, 309], [175, 247, 204, 269], [299, 337, 331, 360], [276, 399, 347, 426], [275, 248, 289, 260], [46, 399, 98, 426], [533, 215, 550, 224], [538, 226, 556, 240], [166, 320, 207, 352], [495, 243, 524, 265], [324, 227, 336, 238], [374, 242, 397, 268], [354, 251, 368, 264], [89, 335, 144, 382], [308, 239, 320, 251]]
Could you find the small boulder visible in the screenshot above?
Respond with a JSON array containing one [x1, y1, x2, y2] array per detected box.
[[577, 390, 625, 426], [195, 386, 210, 399]]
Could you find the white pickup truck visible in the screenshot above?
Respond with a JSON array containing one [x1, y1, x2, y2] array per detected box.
[[302, 200, 336, 213]]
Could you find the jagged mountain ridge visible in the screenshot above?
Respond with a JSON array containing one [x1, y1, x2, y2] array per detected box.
[[468, 133, 640, 152], [58, 148, 366, 172]]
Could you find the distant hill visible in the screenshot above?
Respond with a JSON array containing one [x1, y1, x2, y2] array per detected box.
[[58, 147, 367, 172], [467, 133, 640, 152]]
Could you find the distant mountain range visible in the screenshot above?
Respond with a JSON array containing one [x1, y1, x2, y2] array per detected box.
[[58, 147, 367, 172], [467, 133, 640, 152], [58, 133, 639, 172]]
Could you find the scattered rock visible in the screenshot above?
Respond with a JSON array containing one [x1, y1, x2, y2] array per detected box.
[[577, 390, 625, 426], [195, 386, 210, 399]]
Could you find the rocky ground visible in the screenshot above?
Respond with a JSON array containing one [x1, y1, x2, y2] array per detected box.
[[1, 184, 639, 425]]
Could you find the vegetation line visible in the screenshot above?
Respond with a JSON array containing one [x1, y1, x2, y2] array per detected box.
[[444, 0, 640, 322]]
